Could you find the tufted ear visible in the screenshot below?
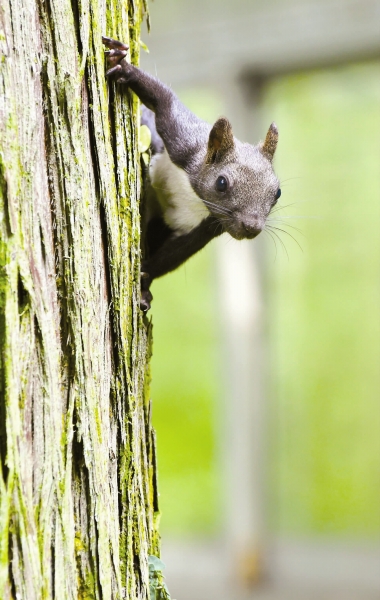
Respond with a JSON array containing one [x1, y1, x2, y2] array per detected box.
[[259, 122, 278, 161], [206, 117, 235, 164]]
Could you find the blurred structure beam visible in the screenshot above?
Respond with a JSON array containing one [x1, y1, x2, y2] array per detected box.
[[162, 539, 380, 600], [143, 0, 380, 86]]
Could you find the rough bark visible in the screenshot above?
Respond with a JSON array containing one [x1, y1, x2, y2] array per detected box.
[[0, 0, 165, 598]]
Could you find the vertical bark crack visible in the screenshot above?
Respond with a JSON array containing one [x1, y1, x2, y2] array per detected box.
[[1, 1, 158, 598]]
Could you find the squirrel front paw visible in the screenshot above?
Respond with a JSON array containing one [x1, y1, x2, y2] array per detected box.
[[102, 36, 130, 80], [140, 272, 153, 312], [140, 288, 153, 312]]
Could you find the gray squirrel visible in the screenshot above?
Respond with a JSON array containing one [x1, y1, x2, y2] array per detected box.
[[102, 37, 281, 311]]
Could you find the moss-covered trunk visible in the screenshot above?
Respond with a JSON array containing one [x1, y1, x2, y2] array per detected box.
[[0, 0, 162, 598]]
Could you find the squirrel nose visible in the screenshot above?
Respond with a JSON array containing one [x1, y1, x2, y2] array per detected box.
[[242, 214, 262, 238]]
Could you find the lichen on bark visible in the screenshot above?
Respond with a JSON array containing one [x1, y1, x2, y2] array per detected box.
[[0, 0, 160, 598]]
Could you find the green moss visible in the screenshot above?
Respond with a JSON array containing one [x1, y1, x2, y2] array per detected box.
[[1, 0, 158, 597], [93, 407, 102, 443]]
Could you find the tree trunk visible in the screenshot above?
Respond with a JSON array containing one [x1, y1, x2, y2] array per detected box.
[[0, 1, 165, 598]]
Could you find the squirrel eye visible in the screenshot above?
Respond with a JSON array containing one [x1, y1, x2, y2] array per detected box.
[[215, 175, 228, 192], [272, 188, 281, 205]]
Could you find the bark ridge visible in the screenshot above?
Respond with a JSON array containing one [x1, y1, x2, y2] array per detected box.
[[0, 0, 160, 598]]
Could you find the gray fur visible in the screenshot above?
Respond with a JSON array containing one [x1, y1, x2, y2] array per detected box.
[[103, 36, 281, 309], [190, 139, 280, 240], [141, 85, 280, 241]]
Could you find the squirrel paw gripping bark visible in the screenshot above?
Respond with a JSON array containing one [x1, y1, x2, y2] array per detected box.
[[140, 273, 153, 312], [102, 36, 130, 80], [140, 289, 153, 312]]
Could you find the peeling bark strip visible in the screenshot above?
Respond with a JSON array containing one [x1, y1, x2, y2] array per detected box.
[[0, 0, 161, 598]]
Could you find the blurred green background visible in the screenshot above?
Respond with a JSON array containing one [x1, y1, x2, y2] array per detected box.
[[150, 62, 380, 539]]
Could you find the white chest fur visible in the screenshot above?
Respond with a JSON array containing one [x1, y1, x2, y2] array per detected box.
[[149, 150, 209, 235]]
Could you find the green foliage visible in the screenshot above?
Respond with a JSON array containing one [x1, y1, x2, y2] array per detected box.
[[148, 556, 171, 600], [264, 62, 380, 536], [151, 62, 380, 540], [150, 248, 220, 535]]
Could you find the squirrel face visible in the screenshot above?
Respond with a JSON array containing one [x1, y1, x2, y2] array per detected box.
[[192, 119, 280, 240]]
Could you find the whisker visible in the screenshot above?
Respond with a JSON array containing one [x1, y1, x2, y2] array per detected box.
[[202, 199, 233, 216], [279, 176, 303, 184], [270, 202, 299, 215], [267, 219, 305, 236], [213, 220, 225, 236], [271, 215, 321, 220], [207, 215, 227, 236], [270, 198, 316, 216], [263, 229, 278, 261], [267, 227, 289, 260], [266, 225, 303, 253]]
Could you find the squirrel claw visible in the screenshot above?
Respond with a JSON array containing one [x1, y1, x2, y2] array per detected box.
[[104, 49, 128, 63], [140, 289, 153, 312], [103, 37, 129, 77], [102, 36, 129, 51], [106, 64, 123, 79], [140, 272, 152, 312]]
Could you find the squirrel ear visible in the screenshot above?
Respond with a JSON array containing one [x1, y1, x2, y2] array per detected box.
[[259, 122, 278, 161], [206, 117, 235, 164]]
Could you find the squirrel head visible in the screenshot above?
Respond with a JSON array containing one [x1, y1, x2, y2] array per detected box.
[[193, 118, 280, 240]]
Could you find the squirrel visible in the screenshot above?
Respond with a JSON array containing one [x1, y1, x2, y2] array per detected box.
[[102, 37, 281, 311]]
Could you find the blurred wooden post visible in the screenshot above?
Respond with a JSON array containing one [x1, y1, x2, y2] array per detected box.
[[217, 75, 268, 588]]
